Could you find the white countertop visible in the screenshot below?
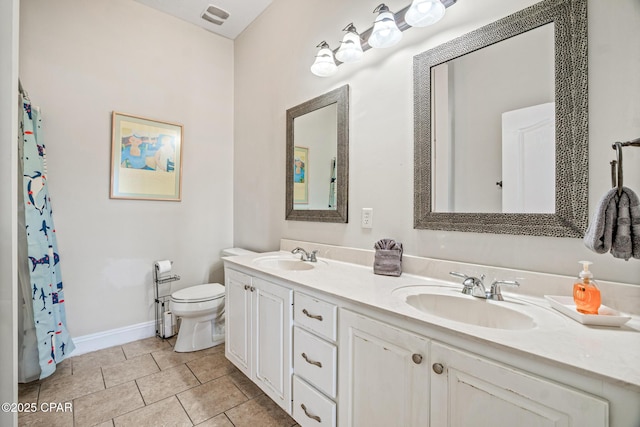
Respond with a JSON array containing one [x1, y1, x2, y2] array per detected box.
[[224, 251, 640, 390]]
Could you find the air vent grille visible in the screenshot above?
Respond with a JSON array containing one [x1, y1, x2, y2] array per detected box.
[[202, 5, 229, 26]]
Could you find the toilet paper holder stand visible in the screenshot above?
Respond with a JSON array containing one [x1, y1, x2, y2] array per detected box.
[[153, 261, 181, 339]]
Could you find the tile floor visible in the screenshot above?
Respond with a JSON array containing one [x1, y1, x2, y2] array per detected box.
[[18, 337, 300, 427]]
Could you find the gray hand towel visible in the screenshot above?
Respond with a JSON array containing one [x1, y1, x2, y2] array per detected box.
[[584, 186, 640, 260]]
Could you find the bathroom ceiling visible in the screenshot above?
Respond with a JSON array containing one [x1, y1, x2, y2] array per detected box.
[[133, 0, 273, 40]]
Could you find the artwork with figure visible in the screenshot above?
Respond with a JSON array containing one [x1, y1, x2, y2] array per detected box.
[[110, 112, 183, 201], [294, 146, 308, 204]]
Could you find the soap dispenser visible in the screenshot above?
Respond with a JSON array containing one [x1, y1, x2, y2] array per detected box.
[[572, 261, 601, 315]]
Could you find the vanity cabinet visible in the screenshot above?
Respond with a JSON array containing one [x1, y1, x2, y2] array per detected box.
[[430, 342, 609, 427], [338, 309, 431, 427], [224, 268, 293, 413], [292, 292, 338, 427]]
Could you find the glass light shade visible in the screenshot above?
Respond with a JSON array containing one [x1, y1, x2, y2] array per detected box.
[[368, 9, 402, 48], [310, 45, 337, 77], [335, 31, 364, 63], [405, 0, 445, 28]]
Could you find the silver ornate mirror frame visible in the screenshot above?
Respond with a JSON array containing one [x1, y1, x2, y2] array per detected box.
[[413, 0, 588, 237], [286, 85, 349, 222]]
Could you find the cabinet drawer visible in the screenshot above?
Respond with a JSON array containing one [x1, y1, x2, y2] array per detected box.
[[225, 268, 251, 286], [293, 375, 336, 427], [293, 327, 337, 398], [294, 292, 337, 341]]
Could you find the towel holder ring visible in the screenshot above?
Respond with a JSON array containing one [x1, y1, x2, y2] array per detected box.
[[610, 138, 640, 196]]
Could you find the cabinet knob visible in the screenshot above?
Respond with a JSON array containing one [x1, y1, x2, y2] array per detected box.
[[411, 354, 423, 364], [432, 363, 444, 374], [250, 286, 255, 292], [244, 285, 250, 290]]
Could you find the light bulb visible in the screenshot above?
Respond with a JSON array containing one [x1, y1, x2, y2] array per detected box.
[[310, 42, 337, 77], [368, 4, 402, 49], [405, 0, 445, 28], [335, 24, 363, 63]]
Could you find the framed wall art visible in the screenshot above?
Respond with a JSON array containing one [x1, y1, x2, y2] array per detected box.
[[110, 111, 183, 201]]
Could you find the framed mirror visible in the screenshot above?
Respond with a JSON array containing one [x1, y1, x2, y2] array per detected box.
[[414, 0, 588, 237], [286, 85, 349, 222]]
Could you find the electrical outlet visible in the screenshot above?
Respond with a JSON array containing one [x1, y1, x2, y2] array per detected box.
[[361, 208, 373, 229]]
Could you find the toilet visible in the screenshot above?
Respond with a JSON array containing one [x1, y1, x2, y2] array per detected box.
[[170, 247, 255, 352]]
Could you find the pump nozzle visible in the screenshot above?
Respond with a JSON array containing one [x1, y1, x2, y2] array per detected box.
[[578, 260, 593, 279]]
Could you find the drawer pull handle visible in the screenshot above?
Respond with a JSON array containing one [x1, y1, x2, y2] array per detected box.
[[301, 403, 322, 423], [302, 309, 323, 321], [301, 352, 323, 368], [432, 363, 444, 375]]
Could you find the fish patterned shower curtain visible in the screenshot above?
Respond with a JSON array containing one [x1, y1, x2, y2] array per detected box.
[[19, 91, 75, 379]]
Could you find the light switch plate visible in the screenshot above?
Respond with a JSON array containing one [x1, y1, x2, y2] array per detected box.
[[362, 208, 373, 229]]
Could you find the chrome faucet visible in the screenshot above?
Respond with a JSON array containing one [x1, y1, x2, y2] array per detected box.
[[291, 247, 318, 262], [450, 272, 521, 300], [486, 279, 520, 301], [449, 272, 487, 298]]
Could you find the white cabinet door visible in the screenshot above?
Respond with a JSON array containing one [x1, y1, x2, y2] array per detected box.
[[253, 276, 293, 413], [338, 309, 430, 427], [225, 269, 252, 378], [430, 342, 609, 427]]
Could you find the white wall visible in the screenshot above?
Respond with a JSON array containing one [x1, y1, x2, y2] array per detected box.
[[234, 0, 640, 284], [1, 0, 19, 423], [19, 0, 235, 336]]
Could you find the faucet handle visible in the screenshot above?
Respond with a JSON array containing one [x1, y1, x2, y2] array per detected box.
[[309, 250, 318, 262], [487, 280, 520, 301]]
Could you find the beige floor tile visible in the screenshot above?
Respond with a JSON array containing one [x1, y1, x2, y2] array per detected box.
[[38, 367, 104, 404], [102, 353, 160, 388], [227, 369, 263, 399], [186, 352, 235, 383], [122, 337, 171, 359], [73, 381, 144, 427], [195, 413, 234, 427], [17, 405, 74, 427], [152, 344, 224, 371], [71, 346, 126, 373], [136, 364, 199, 404], [177, 375, 248, 424], [112, 396, 192, 427], [225, 394, 296, 427], [18, 381, 40, 404]]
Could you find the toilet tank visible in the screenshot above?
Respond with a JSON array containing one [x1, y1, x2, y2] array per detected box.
[[221, 247, 256, 257]]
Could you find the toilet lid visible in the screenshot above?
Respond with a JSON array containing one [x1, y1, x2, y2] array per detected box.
[[171, 283, 225, 303]]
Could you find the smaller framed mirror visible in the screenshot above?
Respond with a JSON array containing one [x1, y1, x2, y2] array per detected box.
[[286, 85, 349, 222]]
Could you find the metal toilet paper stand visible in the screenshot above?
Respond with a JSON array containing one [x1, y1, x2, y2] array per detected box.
[[153, 261, 181, 339]]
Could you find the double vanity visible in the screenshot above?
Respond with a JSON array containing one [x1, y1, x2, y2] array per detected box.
[[223, 241, 640, 427]]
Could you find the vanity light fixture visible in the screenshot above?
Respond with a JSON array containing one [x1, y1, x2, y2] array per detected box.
[[309, 0, 456, 77], [335, 23, 364, 63], [310, 41, 338, 77], [368, 4, 403, 49], [404, 0, 446, 27]]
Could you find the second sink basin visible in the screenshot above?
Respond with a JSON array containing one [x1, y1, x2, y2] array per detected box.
[[405, 292, 535, 330], [253, 254, 323, 271]]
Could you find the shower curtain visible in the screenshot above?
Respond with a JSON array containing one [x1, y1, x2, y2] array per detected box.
[[18, 86, 74, 381]]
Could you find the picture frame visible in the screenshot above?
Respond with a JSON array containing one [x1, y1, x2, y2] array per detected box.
[[293, 146, 308, 204], [110, 111, 183, 201]]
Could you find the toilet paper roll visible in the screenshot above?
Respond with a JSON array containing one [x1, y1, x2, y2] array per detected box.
[[155, 260, 172, 275], [163, 311, 174, 338]]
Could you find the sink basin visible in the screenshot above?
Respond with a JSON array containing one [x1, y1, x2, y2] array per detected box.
[[405, 293, 535, 330], [253, 255, 319, 271]]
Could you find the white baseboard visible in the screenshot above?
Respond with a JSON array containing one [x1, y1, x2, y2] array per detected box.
[[68, 320, 157, 357]]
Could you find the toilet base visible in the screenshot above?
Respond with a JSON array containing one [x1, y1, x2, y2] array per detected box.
[[173, 315, 225, 353]]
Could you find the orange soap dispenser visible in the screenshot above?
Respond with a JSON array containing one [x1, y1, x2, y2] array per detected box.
[[573, 261, 601, 315]]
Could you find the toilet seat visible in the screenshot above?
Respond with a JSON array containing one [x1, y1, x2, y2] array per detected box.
[[171, 283, 225, 303]]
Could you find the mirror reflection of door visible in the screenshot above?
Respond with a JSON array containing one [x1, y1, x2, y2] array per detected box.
[[293, 103, 338, 210], [431, 23, 555, 213]]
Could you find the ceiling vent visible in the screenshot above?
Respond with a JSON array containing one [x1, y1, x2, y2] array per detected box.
[[201, 5, 229, 26]]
